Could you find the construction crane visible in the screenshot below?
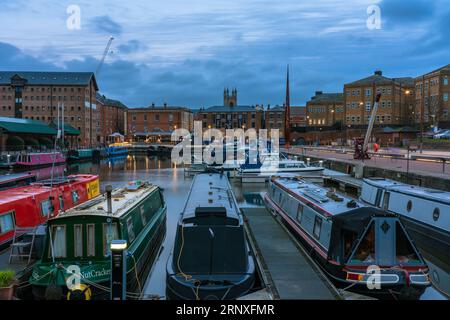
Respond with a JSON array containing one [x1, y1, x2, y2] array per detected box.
[[354, 93, 381, 160], [96, 36, 114, 75]]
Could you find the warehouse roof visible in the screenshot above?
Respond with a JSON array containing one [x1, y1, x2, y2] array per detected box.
[[0, 116, 57, 135], [0, 71, 98, 90], [96, 93, 128, 109], [307, 92, 344, 105], [346, 71, 414, 87]]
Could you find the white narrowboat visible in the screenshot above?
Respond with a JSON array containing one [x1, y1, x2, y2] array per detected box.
[[360, 178, 450, 267], [264, 176, 430, 299]]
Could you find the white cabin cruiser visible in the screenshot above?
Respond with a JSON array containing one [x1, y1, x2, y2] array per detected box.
[[238, 159, 324, 183]]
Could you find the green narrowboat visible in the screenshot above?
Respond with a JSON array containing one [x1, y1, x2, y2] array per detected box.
[[29, 180, 166, 300], [67, 149, 93, 163]]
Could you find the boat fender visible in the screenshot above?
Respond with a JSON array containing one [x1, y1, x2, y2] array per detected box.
[[67, 284, 92, 301]]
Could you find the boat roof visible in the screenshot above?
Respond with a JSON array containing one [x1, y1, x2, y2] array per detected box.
[[273, 176, 367, 216], [55, 182, 158, 219], [0, 172, 35, 184], [182, 173, 240, 221], [363, 178, 450, 204], [0, 174, 97, 204], [0, 184, 53, 204], [21, 152, 63, 156]]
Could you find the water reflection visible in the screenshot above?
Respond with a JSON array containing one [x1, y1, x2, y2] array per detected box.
[[67, 155, 448, 300]]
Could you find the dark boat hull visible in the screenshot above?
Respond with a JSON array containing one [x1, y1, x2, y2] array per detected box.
[[400, 216, 450, 267], [166, 255, 256, 300], [31, 216, 166, 300]]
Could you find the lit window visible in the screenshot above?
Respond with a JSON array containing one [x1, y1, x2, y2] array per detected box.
[[50, 225, 66, 258], [87, 224, 95, 256], [103, 223, 119, 256], [74, 225, 83, 257]]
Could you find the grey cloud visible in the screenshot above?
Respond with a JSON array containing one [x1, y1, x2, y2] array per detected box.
[[90, 15, 123, 36]]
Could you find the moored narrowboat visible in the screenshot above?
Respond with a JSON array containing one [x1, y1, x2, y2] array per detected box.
[[0, 172, 36, 191], [166, 173, 255, 300], [107, 142, 129, 158], [264, 176, 430, 299], [360, 178, 450, 267], [30, 181, 166, 300], [13, 152, 66, 169], [67, 149, 93, 163], [0, 174, 99, 251]]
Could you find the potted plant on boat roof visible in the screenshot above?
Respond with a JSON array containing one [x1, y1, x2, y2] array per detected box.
[[0, 269, 16, 300]]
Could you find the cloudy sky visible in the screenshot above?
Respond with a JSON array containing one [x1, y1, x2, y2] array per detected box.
[[0, 0, 448, 108]]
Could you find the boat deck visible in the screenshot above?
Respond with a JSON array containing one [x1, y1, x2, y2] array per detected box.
[[242, 206, 339, 299], [322, 173, 363, 196]]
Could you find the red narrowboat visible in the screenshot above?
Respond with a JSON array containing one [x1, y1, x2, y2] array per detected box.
[[0, 174, 100, 250]]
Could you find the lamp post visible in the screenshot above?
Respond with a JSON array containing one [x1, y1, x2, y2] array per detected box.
[[110, 240, 128, 300]]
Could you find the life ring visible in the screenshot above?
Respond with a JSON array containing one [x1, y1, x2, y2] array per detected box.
[[67, 284, 92, 300]]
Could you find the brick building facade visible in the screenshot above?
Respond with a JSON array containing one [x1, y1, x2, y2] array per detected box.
[[344, 70, 415, 128], [0, 71, 99, 147], [414, 64, 450, 129], [306, 91, 344, 129], [126, 104, 193, 142]]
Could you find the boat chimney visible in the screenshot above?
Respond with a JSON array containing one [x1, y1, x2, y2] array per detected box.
[[106, 184, 113, 214]]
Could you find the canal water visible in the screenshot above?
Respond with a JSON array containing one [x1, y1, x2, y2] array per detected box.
[[65, 154, 268, 300], [25, 154, 449, 300]]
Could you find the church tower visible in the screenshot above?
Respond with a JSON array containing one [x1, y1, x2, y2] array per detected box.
[[224, 87, 237, 107]]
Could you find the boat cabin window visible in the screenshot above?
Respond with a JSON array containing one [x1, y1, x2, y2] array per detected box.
[[352, 222, 376, 264], [296, 204, 303, 223], [433, 208, 440, 221], [395, 222, 420, 265], [406, 200, 413, 212], [86, 224, 95, 257], [382, 192, 390, 210], [72, 191, 79, 205], [74, 224, 83, 257], [313, 216, 322, 239], [40, 199, 53, 217], [0, 211, 15, 235], [50, 225, 66, 258], [127, 217, 135, 242], [342, 229, 358, 261], [103, 223, 119, 256], [140, 206, 147, 226], [59, 195, 64, 210], [375, 189, 383, 207]]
